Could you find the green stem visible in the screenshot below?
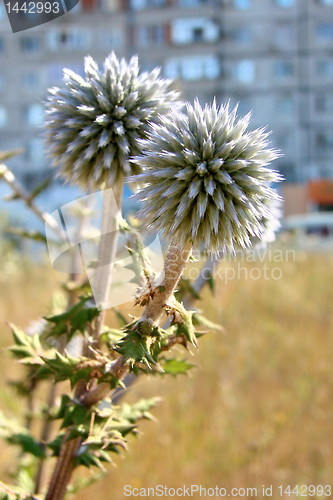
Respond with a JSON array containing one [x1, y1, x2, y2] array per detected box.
[[44, 178, 123, 500]]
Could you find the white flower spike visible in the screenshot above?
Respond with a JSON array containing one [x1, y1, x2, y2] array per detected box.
[[45, 52, 181, 189], [132, 100, 283, 253]]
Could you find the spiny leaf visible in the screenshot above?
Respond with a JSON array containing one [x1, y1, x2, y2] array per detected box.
[[41, 353, 110, 388], [45, 296, 99, 340], [115, 331, 158, 368], [0, 412, 45, 458], [7, 433, 45, 458], [8, 324, 43, 363], [170, 302, 198, 347], [61, 404, 90, 429], [159, 358, 195, 377], [118, 397, 161, 423], [192, 312, 223, 332]]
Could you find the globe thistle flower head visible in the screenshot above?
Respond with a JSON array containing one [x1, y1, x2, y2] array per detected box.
[[44, 52, 181, 189], [251, 197, 283, 248], [132, 99, 283, 254]]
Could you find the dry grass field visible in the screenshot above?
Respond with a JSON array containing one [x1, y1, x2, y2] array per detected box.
[[0, 249, 333, 499]]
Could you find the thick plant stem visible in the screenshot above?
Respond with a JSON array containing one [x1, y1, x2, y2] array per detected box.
[[141, 240, 192, 323], [44, 180, 123, 500], [93, 178, 123, 339], [112, 252, 218, 403], [34, 200, 94, 495], [44, 241, 189, 500], [79, 241, 192, 408], [44, 434, 81, 500]]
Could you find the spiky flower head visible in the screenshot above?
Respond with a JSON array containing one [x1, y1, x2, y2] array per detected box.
[[132, 100, 283, 253], [251, 198, 282, 248], [44, 52, 181, 189]]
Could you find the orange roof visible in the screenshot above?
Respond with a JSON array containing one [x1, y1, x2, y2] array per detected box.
[[308, 180, 333, 205]]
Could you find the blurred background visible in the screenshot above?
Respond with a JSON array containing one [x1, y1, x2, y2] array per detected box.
[[1, 0, 333, 218], [1, 0, 333, 498]]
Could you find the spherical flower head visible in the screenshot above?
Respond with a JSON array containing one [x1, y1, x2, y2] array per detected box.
[[132, 100, 283, 253], [44, 52, 181, 189], [251, 197, 283, 248]]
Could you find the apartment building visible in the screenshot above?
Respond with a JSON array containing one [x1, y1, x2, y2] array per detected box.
[[0, 0, 333, 187]]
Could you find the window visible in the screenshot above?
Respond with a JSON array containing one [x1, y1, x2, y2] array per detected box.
[[99, 29, 124, 49], [26, 138, 44, 163], [130, 0, 145, 8], [317, 60, 333, 77], [278, 163, 297, 183], [47, 29, 90, 50], [316, 23, 333, 42], [274, 23, 295, 49], [233, 0, 252, 9], [273, 60, 294, 79], [164, 55, 220, 81], [275, 131, 293, 150], [317, 0, 333, 5], [0, 37, 4, 53], [171, 18, 219, 44], [232, 60, 255, 83], [316, 94, 333, 112], [137, 25, 166, 47], [179, 0, 209, 6], [24, 104, 44, 126], [229, 26, 253, 44], [0, 3, 4, 18], [22, 71, 42, 89], [275, 94, 295, 114], [19, 36, 41, 53], [0, 106, 7, 127], [316, 131, 333, 152], [130, 0, 165, 9], [274, 0, 294, 7]]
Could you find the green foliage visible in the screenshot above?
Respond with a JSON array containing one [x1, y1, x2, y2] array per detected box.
[[47, 397, 160, 475], [45, 296, 100, 340], [8, 324, 43, 365], [5, 228, 47, 244], [0, 143, 223, 499], [170, 301, 198, 348], [0, 412, 44, 458], [115, 329, 160, 368], [0, 481, 29, 500], [159, 358, 195, 377], [175, 276, 201, 302]]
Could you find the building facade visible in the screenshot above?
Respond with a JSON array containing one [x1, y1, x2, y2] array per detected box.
[[0, 0, 333, 187]]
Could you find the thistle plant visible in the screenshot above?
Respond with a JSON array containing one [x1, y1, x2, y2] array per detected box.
[[132, 100, 282, 324], [0, 92, 283, 500], [133, 100, 282, 253], [45, 51, 181, 319], [45, 51, 180, 190]]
